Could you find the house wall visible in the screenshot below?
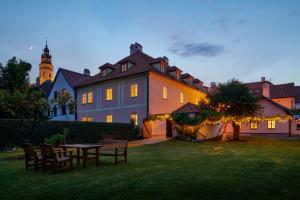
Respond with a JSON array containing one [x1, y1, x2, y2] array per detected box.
[[47, 71, 75, 121], [77, 74, 148, 126], [271, 97, 295, 109], [148, 71, 206, 115], [225, 98, 290, 134]]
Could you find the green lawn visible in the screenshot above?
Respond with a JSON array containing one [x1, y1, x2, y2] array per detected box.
[[1, 137, 300, 200]]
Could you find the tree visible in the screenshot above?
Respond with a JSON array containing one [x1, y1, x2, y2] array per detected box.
[[210, 80, 261, 141], [0, 57, 32, 93], [49, 91, 76, 119]]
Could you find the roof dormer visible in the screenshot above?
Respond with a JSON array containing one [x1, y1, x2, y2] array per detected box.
[[120, 60, 134, 72], [167, 66, 182, 80], [151, 57, 169, 73], [181, 73, 194, 86], [193, 79, 203, 90], [98, 63, 114, 77]]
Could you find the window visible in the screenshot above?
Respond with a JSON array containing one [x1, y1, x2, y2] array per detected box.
[[130, 112, 138, 125], [53, 106, 57, 116], [82, 116, 87, 122], [163, 87, 168, 99], [121, 63, 127, 72], [69, 104, 74, 114], [250, 122, 258, 130], [106, 114, 112, 123], [180, 92, 184, 104], [101, 69, 107, 77], [130, 84, 138, 97], [297, 124, 300, 130], [267, 120, 276, 129], [62, 89, 67, 96], [87, 116, 93, 122], [106, 88, 112, 101], [88, 92, 93, 103], [82, 93, 87, 104], [62, 105, 66, 115], [161, 64, 165, 72], [54, 91, 58, 99], [236, 122, 242, 128]]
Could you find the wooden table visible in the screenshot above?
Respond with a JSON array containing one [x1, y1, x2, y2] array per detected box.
[[60, 144, 101, 168]]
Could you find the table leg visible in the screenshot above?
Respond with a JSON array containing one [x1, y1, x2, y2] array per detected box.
[[96, 147, 99, 167], [77, 147, 80, 164], [63, 147, 67, 167], [82, 148, 87, 168]]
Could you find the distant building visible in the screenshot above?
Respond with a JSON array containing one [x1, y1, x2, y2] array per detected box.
[[75, 43, 207, 137], [47, 68, 90, 121], [39, 41, 54, 85]]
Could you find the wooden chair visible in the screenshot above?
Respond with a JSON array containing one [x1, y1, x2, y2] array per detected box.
[[96, 139, 128, 164], [23, 143, 44, 171], [40, 144, 73, 173]]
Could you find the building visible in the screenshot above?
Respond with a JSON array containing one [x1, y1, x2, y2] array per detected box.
[[225, 77, 300, 135], [47, 68, 90, 121], [75, 43, 207, 137], [39, 41, 54, 85]]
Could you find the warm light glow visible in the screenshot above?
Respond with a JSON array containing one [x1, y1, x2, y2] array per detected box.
[[81, 116, 87, 122], [121, 63, 127, 72], [250, 122, 258, 130], [180, 92, 184, 104], [82, 93, 87, 104], [130, 83, 138, 97], [106, 88, 112, 100], [106, 114, 112, 123], [88, 92, 93, 103], [163, 86, 168, 99], [131, 112, 138, 125], [87, 116, 93, 122], [267, 120, 276, 129]]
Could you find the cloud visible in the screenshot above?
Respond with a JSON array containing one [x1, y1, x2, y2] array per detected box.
[[236, 18, 249, 25], [169, 42, 225, 57]]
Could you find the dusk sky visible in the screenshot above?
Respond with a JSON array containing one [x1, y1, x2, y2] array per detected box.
[[0, 0, 299, 85]]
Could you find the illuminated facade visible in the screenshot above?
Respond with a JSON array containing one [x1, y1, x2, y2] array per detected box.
[[39, 41, 54, 85]]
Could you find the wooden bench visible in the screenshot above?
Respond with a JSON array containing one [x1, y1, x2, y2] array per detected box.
[[89, 139, 128, 164]]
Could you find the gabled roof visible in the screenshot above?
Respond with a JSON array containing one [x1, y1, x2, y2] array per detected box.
[[261, 97, 290, 114], [173, 102, 202, 114], [167, 66, 182, 72], [270, 83, 294, 99], [98, 63, 114, 70], [59, 68, 90, 88], [76, 50, 206, 93], [181, 73, 193, 79]]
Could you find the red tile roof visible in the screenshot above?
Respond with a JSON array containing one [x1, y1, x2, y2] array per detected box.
[[173, 102, 202, 113], [270, 83, 295, 99], [76, 51, 205, 93], [59, 68, 90, 88]]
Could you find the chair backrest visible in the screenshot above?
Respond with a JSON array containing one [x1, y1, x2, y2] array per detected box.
[[23, 143, 37, 159], [99, 140, 128, 150], [40, 144, 55, 159]]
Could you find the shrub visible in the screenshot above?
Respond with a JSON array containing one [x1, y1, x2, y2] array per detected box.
[[45, 133, 66, 147], [0, 119, 136, 148]]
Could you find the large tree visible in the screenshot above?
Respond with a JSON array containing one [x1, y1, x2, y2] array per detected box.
[[210, 80, 261, 141]]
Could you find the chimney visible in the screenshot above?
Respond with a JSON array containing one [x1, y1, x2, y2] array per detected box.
[[162, 56, 169, 64], [130, 42, 143, 55], [261, 77, 265, 82], [83, 68, 90, 76]]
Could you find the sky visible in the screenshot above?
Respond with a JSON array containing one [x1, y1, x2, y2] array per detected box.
[[0, 0, 300, 86]]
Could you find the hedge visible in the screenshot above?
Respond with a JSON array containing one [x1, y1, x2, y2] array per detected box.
[[0, 119, 137, 148]]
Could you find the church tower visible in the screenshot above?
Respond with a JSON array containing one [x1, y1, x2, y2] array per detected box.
[[39, 41, 54, 85]]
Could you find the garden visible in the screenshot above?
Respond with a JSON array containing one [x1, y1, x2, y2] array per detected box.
[[1, 137, 300, 200]]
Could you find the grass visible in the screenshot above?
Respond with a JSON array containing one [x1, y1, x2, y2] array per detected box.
[[1, 137, 300, 200]]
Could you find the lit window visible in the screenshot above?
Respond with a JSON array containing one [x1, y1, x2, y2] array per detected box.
[[267, 120, 276, 129], [88, 92, 93, 103], [62, 89, 67, 96], [163, 87, 168, 99], [106, 114, 112, 123], [180, 92, 184, 104], [82, 93, 87, 104], [82, 116, 87, 122], [102, 69, 107, 76], [236, 122, 242, 128], [250, 122, 258, 130], [130, 84, 138, 97], [87, 116, 93, 122], [131, 112, 138, 125], [121, 63, 127, 72], [106, 88, 112, 101]]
